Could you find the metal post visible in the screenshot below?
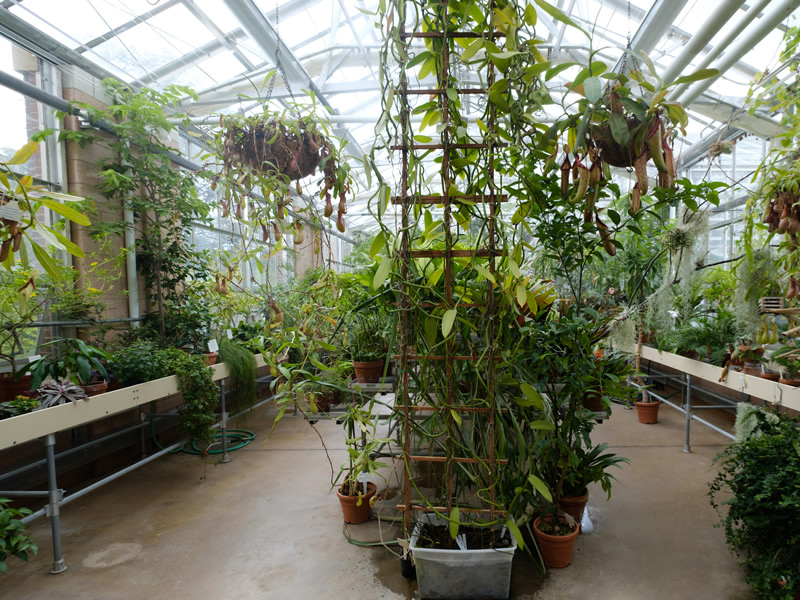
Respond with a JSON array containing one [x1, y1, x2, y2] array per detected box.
[[683, 374, 692, 453], [220, 381, 230, 463], [44, 434, 67, 574]]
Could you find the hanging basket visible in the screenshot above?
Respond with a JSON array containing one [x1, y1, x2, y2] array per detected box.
[[589, 116, 645, 168], [223, 117, 334, 182]]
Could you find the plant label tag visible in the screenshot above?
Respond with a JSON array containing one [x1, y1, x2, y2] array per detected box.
[[226, 329, 233, 339], [28, 354, 41, 362], [738, 375, 746, 391], [207, 339, 219, 353], [0, 200, 23, 221], [356, 472, 371, 483]]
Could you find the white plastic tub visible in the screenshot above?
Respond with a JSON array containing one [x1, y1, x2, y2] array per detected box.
[[409, 513, 517, 600]]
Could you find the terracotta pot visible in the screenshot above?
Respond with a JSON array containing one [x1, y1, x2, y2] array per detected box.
[[203, 352, 218, 366], [0, 374, 32, 403], [336, 482, 377, 524], [635, 400, 661, 424], [352, 360, 384, 383], [560, 490, 589, 526], [582, 392, 604, 413], [760, 372, 780, 382], [533, 515, 580, 568], [81, 381, 108, 397], [741, 362, 761, 377]]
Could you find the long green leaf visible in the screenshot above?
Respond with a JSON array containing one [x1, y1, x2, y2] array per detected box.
[[5, 141, 38, 166], [35, 196, 91, 226], [372, 255, 392, 290], [29, 239, 61, 280], [609, 112, 630, 147], [667, 68, 719, 88], [528, 474, 552, 502], [520, 382, 544, 409], [442, 309, 457, 337], [505, 517, 524, 550], [449, 507, 460, 539], [534, 0, 587, 37], [43, 225, 85, 257], [369, 231, 386, 258]]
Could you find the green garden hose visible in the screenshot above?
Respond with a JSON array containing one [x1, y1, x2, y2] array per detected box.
[[149, 402, 255, 455]]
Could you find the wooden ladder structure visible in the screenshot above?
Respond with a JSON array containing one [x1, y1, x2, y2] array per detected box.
[[394, 0, 506, 534]]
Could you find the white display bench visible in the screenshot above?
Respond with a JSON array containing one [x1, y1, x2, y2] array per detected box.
[[637, 346, 800, 452], [0, 354, 268, 574]]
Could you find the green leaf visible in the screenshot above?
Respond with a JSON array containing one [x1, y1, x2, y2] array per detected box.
[[425, 315, 438, 347], [667, 68, 719, 88], [584, 76, 602, 103], [35, 196, 91, 226], [372, 255, 392, 290], [505, 517, 524, 550], [515, 283, 527, 307], [446, 88, 458, 103], [461, 38, 484, 62], [5, 140, 38, 166], [442, 309, 457, 337], [509, 258, 521, 278], [545, 62, 578, 81], [530, 420, 555, 431], [475, 266, 496, 285], [609, 112, 630, 147], [528, 474, 552, 502], [29, 239, 61, 280], [406, 51, 431, 69], [534, 0, 587, 36], [489, 90, 509, 112], [43, 225, 85, 257], [520, 382, 544, 409], [369, 231, 386, 258], [418, 56, 436, 81], [449, 507, 460, 539], [450, 409, 462, 427], [524, 3, 537, 26], [76, 355, 91, 384]]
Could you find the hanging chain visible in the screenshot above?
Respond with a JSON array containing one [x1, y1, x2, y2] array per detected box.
[[264, 0, 294, 104]]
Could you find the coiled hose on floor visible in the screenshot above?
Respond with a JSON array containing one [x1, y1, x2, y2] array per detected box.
[[149, 401, 255, 455]]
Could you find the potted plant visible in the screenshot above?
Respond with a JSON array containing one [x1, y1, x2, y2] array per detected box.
[[0, 497, 38, 573], [18, 338, 110, 395], [771, 344, 800, 385], [36, 379, 88, 408], [0, 395, 39, 420], [346, 313, 389, 384], [731, 343, 765, 377], [109, 340, 171, 387], [709, 406, 800, 598], [333, 398, 384, 524]]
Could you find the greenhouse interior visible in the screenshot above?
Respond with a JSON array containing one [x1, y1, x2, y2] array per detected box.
[[0, 0, 799, 598]]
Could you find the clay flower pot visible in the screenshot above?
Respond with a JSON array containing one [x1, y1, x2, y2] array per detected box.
[[203, 352, 218, 366], [81, 381, 108, 397], [352, 360, 384, 383], [560, 490, 589, 526], [635, 399, 661, 424], [336, 482, 377, 524], [533, 515, 580, 568]]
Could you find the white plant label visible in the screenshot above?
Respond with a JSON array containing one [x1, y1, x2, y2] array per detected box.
[[207, 339, 219, 353], [356, 472, 371, 483], [226, 329, 233, 339], [0, 200, 23, 221], [28, 354, 41, 362]]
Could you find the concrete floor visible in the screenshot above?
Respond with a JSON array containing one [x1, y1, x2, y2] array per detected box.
[[2, 398, 757, 600]]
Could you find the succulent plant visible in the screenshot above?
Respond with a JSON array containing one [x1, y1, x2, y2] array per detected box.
[[36, 380, 88, 409]]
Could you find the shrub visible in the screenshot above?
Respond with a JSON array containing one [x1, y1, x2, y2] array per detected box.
[[709, 407, 800, 598]]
